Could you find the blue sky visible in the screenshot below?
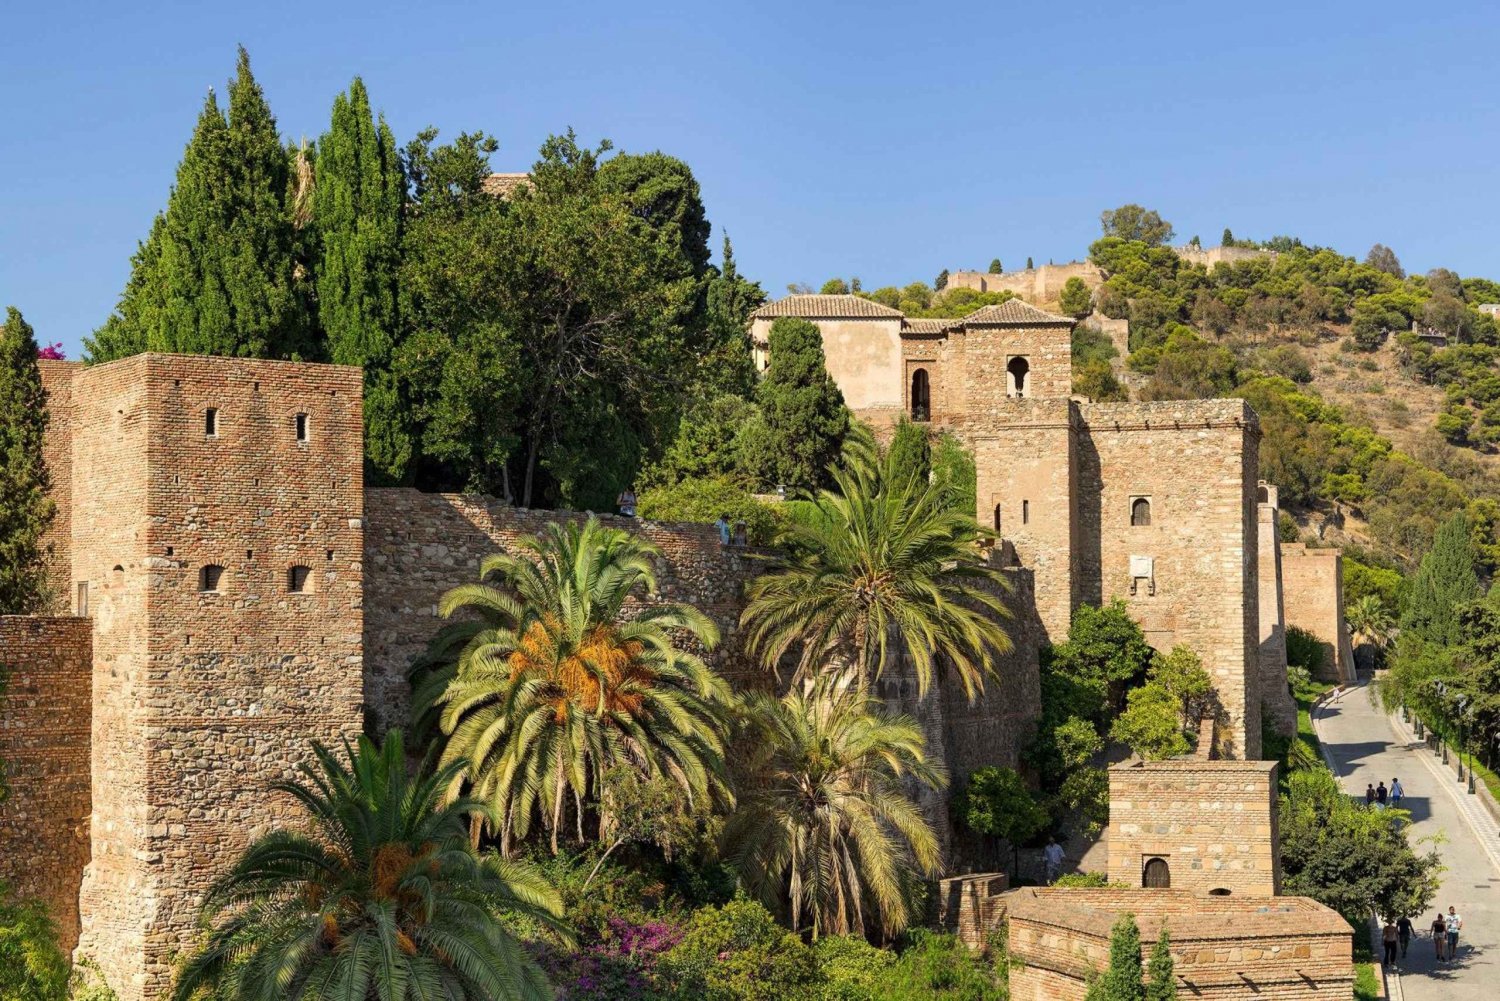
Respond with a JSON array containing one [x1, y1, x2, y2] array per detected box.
[[4, 0, 1498, 358]]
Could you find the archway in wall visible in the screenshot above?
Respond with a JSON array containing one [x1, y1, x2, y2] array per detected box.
[[1006, 356, 1029, 398], [1143, 857, 1170, 888], [1131, 497, 1152, 527], [911, 369, 931, 420]]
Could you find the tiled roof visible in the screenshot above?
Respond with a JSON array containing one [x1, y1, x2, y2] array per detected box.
[[481, 173, 531, 197], [962, 300, 1075, 326], [902, 318, 959, 334], [750, 295, 904, 320]]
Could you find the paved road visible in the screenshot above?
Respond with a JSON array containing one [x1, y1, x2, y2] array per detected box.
[[1314, 682, 1500, 1000]]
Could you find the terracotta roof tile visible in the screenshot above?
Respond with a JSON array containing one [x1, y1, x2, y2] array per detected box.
[[902, 318, 960, 334], [751, 295, 904, 320], [962, 300, 1075, 326]]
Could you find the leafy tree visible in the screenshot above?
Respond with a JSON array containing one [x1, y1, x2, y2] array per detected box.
[[1100, 205, 1174, 247], [742, 449, 1012, 698], [935, 269, 949, 291], [646, 393, 763, 488], [1145, 928, 1177, 1001], [1221, 228, 1234, 246], [172, 731, 565, 1001], [314, 77, 409, 483], [1086, 913, 1143, 1001], [954, 766, 1049, 879], [1059, 276, 1093, 315], [1075, 359, 1127, 401], [637, 476, 780, 545], [724, 672, 945, 939], [1401, 511, 1482, 645], [420, 517, 733, 851], [756, 317, 850, 491], [1112, 683, 1191, 761], [820, 278, 851, 295], [886, 417, 930, 488], [931, 432, 977, 517], [583, 765, 715, 890], [1053, 718, 1109, 836], [0, 881, 69, 1001], [1279, 767, 1440, 926], [655, 897, 823, 1001], [89, 48, 311, 362], [988, 259, 1003, 274], [1149, 645, 1216, 728], [1365, 243, 1405, 279], [0, 308, 55, 614], [1048, 600, 1155, 716]]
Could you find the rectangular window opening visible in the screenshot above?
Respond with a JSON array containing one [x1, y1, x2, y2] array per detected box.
[[295, 413, 309, 442], [204, 408, 218, 437]]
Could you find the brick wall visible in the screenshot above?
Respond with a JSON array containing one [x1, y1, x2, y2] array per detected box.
[[950, 323, 1074, 408], [1258, 496, 1296, 737], [1280, 545, 1353, 684], [1106, 759, 1281, 895], [71, 355, 366, 1001], [1006, 887, 1352, 1001], [1078, 400, 1262, 758], [0, 616, 91, 947]]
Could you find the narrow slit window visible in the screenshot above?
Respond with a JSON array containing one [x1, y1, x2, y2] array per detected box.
[[992, 504, 1002, 534], [199, 565, 225, 592], [1022, 499, 1030, 524], [76, 582, 89, 617], [204, 408, 218, 436], [295, 413, 309, 442], [288, 565, 312, 593]]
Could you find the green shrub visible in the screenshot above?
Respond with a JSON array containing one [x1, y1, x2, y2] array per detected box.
[[638, 477, 780, 545], [1053, 871, 1115, 888], [879, 929, 1006, 1000], [1285, 626, 1327, 676], [0, 883, 70, 1001], [656, 897, 823, 1001], [814, 936, 895, 1000]]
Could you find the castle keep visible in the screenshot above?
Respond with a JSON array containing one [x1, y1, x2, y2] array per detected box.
[[0, 292, 1347, 997]]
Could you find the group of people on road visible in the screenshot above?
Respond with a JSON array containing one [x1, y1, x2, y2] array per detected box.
[[1364, 777, 1405, 809], [1381, 906, 1464, 967]]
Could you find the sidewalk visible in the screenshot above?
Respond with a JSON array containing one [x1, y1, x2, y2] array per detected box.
[[1313, 682, 1500, 1000]]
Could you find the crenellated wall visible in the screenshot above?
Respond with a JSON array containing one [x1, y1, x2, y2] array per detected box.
[[0, 616, 92, 947]]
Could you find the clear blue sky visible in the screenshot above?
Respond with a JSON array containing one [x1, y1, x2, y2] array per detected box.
[[4, 0, 1497, 358]]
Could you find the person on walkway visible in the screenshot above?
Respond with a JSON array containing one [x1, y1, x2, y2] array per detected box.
[[1043, 837, 1065, 884], [1376, 781, 1388, 809], [1382, 919, 1399, 967], [714, 513, 731, 545], [1431, 913, 1447, 960], [1366, 783, 1377, 807], [1447, 906, 1462, 959], [616, 488, 638, 518], [1396, 914, 1413, 958], [1391, 777, 1404, 809]]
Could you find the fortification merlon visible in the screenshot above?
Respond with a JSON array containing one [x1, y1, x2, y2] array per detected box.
[[1077, 396, 1260, 432]]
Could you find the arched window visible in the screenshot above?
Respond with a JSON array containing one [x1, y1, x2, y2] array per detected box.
[[1131, 497, 1152, 527], [910, 369, 931, 421], [1256, 484, 1269, 503], [1143, 857, 1171, 888], [204, 408, 218, 436], [1208, 887, 1232, 896], [287, 565, 312, 593], [199, 565, 225, 592], [993, 504, 1002, 534], [1007, 357, 1030, 398]]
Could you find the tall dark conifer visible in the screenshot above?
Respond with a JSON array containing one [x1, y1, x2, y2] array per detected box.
[[0, 308, 56, 613], [1402, 512, 1483, 645], [702, 235, 764, 397], [756, 316, 849, 490], [313, 77, 409, 482], [87, 48, 309, 361]]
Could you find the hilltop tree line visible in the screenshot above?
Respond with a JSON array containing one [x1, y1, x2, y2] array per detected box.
[[80, 49, 772, 512]]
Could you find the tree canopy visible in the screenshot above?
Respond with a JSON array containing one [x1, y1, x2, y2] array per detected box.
[[0, 308, 55, 614]]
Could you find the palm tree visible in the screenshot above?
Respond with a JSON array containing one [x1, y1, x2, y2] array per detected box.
[[724, 671, 945, 939], [422, 517, 733, 852], [173, 731, 565, 1001], [741, 450, 1012, 699], [1347, 594, 1395, 651]]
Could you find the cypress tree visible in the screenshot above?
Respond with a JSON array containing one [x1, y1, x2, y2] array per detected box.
[[934, 268, 949, 291], [88, 48, 309, 361], [1026, 256, 1035, 269], [887, 417, 930, 488], [0, 308, 56, 614], [1094, 912, 1144, 1001], [314, 77, 409, 483], [1145, 927, 1177, 1001], [701, 235, 764, 398], [988, 258, 1003, 274], [756, 317, 849, 491], [1402, 512, 1483, 645]]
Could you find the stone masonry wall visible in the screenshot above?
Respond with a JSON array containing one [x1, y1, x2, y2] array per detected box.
[[38, 360, 78, 612], [1280, 545, 1353, 684], [1078, 400, 1262, 758], [1106, 759, 1281, 895], [947, 262, 1103, 304], [951, 323, 1074, 408], [1258, 499, 1296, 737], [0, 616, 91, 947], [1006, 887, 1351, 1001], [70, 355, 366, 1001]]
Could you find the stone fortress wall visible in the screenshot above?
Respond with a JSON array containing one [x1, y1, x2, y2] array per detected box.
[[1280, 544, 1355, 683], [0, 616, 92, 947], [946, 246, 1275, 309]]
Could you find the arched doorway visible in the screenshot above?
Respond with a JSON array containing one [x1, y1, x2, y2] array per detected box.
[[911, 369, 931, 421], [1143, 857, 1171, 888], [1006, 356, 1029, 398], [1131, 497, 1152, 527]]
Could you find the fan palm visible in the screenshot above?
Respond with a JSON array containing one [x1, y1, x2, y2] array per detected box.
[[741, 450, 1012, 699], [1347, 594, 1395, 650], [723, 671, 946, 939], [423, 516, 733, 852], [172, 731, 565, 1001]]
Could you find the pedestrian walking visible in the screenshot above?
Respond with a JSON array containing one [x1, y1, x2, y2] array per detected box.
[[714, 513, 731, 545], [1376, 781, 1388, 809], [1446, 906, 1462, 959], [1366, 783, 1376, 807], [1396, 914, 1412, 958], [1391, 777, 1404, 809], [1043, 837, 1065, 884], [1382, 919, 1399, 967], [1431, 913, 1447, 960]]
